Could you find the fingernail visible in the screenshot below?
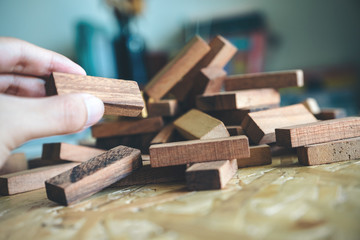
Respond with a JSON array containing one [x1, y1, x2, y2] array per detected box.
[[81, 94, 104, 128]]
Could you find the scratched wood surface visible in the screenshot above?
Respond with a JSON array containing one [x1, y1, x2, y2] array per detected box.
[[0, 156, 359, 240]]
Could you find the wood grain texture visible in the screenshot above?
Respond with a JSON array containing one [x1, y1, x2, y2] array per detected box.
[[46, 72, 144, 116], [92, 117, 164, 138], [150, 124, 183, 145], [150, 136, 250, 167], [171, 35, 237, 101], [302, 98, 321, 115], [315, 108, 347, 120], [297, 137, 360, 166], [0, 153, 27, 175], [224, 70, 303, 91], [237, 145, 272, 168], [242, 104, 317, 144], [226, 126, 245, 136], [144, 36, 210, 100], [0, 163, 78, 195], [196, 89, 280, 111], [186, 159, 238, 190], [42, 143, 105, 162], [45, 145, 142, 205], [276, 117, 360, 148], [174, 109, 229, 140], [147, 99, 179, 117]]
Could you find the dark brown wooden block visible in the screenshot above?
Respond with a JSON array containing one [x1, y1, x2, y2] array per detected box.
[[315, 108, 347, 120], [147, 99, 179, 117], [0, 153, 27, 175], [46, 72, 144, 116], [226, 126, 245, 136], [237, 145, 272, 168], [150, 124, 183, 145], [45, 145, 142, 205]]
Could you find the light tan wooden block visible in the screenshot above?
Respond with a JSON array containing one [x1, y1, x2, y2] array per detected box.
[[242, 104, 317, 144], [144, 36, 210, 100], [196, 89, 280, 111], [302, 98, 321, 115], [276, 117, 360, 148], [150, 136, 250, 167], [297, 137, 360, 166], [315, 108, 347, 120], [150, 124, 182, 145], [224, 70, 303, 91], [46, 72, 144, 116], [174, 109, 229, 140], [0, 153, 27, 175], [147, 99, 179, 117], [237, 145, 272, 168]]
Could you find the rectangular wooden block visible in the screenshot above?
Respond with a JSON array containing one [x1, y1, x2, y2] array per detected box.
[[45, 145, 142, 205], [242, 104, 317, 144], [92, 116, 164, 138], [297, 137, 360, 166], [226, 126, 245, 136], [186, 159, 238, 190], [276, 117, 360, 148], [224, 70, 303, 91], [174, 109, 229, 140], [150, 136, 250, 167], [147, 99, 179, 117], [46, 72, 144, 116], [150, 124, 183, 145], [0, 163, 78, 195], [196, 89, 280, 111], [144, 36, 210, 100], [0, 153, 27, 175], [315, 108, 347, 120], [237, 145, 272, 168], [302, 98, 321, 115]]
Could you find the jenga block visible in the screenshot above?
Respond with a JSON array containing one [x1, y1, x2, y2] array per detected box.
[[315, 108, 347, 120], [196, 89, 280, 111], [110, 161, 186, 187], [186, 159, 238, 190], [0, 163, 78, 195], [224, 70, 303, 91], [276, 117, 360, 148], [174, 109, 229, 140], [28, 158, 70, 169], [45, 146, 142, 205], [226, 126, 245, 136], [237, 145, 272, 168], [242, 104, 317, 144], [147, 99, 179, 117], [144, 36, 210, 100], [302, 98, 321, 115], [150, 124, 183, 145], [46, 72, 144, 116], [0, 153, 27, 175], [297, 137, 360, 166], [92, 117, 164, 138], [42, 143, 105, 162], [150, 136, 250, 167], [171, 36, 237, 101]]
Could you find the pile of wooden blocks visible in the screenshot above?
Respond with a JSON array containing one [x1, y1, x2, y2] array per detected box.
[[1, 35, 359, 206]]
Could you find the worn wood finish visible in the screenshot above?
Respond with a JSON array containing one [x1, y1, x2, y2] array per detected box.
[[150, 124, 183, 145], [45, 146, 142, 205], [237, 145, 272, 168], [297, 137, 360, 166], [0, 153, 27, 175], [0, 163, 78, 195], [196, 89, 280, 111], [315, 108, 347, 120], [150, 136, 250, 167], [226, 126, 245, 136], [302, 98, 321, 115], [147, 99, 179, 117], [242, 104, 317, 144], [174, 109, 229, 140], [144, 36, 210, 100], [46, 72, 144, 116], [92, 117, 164, 138], [186, 159, 238, 190], [276, 117, 360, 148], [224, 70, 303, 91]]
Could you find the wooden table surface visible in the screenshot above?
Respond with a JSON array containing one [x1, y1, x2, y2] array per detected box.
[[1, 155, 360, 240]]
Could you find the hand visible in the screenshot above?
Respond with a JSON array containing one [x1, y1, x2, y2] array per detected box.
[[0, 37, 104, 166]]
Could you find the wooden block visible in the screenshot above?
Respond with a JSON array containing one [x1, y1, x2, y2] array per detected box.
[[237, 145, 272, 168], [0, 163, 78, 195], [174, 109, 229, 140], [186, 159, 238, 190], [226, 126, 245, 136], [196, 89, 280, 111], [150, 124, 183, 145], [42, 143, 105, 162], [297, 137, 360, 166], [242, 104, 317, 144], [171, 35, 237, 101], [92, 117, 164, 138], [224, 70, 303, 91], [46, 72, 144, 116], [0, 153, 27, 175], [276, 117, 360, 148], [315, 108, 347, 120], [144, 36, 210, 100], [302, 98, 321, 115], [28, 158, 70, 169], [147, 99, 179, 117], [45, 145, 142, 205], [149, 136, 250, 167]]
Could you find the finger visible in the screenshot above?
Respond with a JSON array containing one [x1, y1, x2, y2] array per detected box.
[[0, 37, 86, 77], [0, 74, 46, 97]]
